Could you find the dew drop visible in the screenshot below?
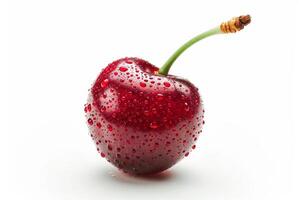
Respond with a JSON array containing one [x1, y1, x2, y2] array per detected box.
[[87, 118, 93, 125], [150, 121, 159, 129], [163, 82, 171, 87], [119, 66, 128, 72], [151, 107, 157, 114], [85, 104, 92, 112], [140, 82, 146, 87], [156, 93, 164, 100], [184, 102, 190, 111], [101, 79, 109, 88], [108, 124, 113, 131], [96, 122, 102, 128], [144, 110, 150, 116], [100, 106, 106, 112]]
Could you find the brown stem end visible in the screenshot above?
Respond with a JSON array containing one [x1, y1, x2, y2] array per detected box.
[[220, 15, 251, 33]]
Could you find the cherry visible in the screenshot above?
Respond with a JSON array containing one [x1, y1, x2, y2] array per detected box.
[[85, 15, 251, 175]]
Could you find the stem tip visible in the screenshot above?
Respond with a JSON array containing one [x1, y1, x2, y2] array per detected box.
[[220, 15, 251, 33]]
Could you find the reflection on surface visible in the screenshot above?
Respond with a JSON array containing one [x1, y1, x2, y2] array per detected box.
[[108, 169, 175, 184], [87, 164, 200, 189], [44, 157, 226, 200]]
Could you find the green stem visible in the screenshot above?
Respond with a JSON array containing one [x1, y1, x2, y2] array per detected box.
[[158, 26, 222, 75]]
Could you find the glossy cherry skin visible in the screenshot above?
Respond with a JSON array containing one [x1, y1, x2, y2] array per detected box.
[[85, 57, 204, 175]]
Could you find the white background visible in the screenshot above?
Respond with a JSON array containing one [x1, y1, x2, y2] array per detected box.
[[2, 0, 300, 199]]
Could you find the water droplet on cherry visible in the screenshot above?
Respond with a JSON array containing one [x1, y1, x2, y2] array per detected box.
[[163, 82, 171, 87], [140, 82, 146, 87], [119, 66, 128, 72], [108, 124, 113, 131], [156, 93, 164, 100], [101, 79, 109, 88], [184, 102, 190, 111], [144, 110, 150, 116], [150, 122, 159, 129], [100, 106, 106, 112], [84, 104, 92, 113], [87, 118, 93, 125], [96, 122, 102, 128]]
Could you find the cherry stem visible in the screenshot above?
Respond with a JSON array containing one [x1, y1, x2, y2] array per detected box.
[[158, 27, 221, 75], [158, 15, 251, 75]]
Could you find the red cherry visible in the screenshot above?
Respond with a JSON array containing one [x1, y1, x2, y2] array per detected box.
[[85, 58, 204, 175], [85, 15, 251, 175]]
